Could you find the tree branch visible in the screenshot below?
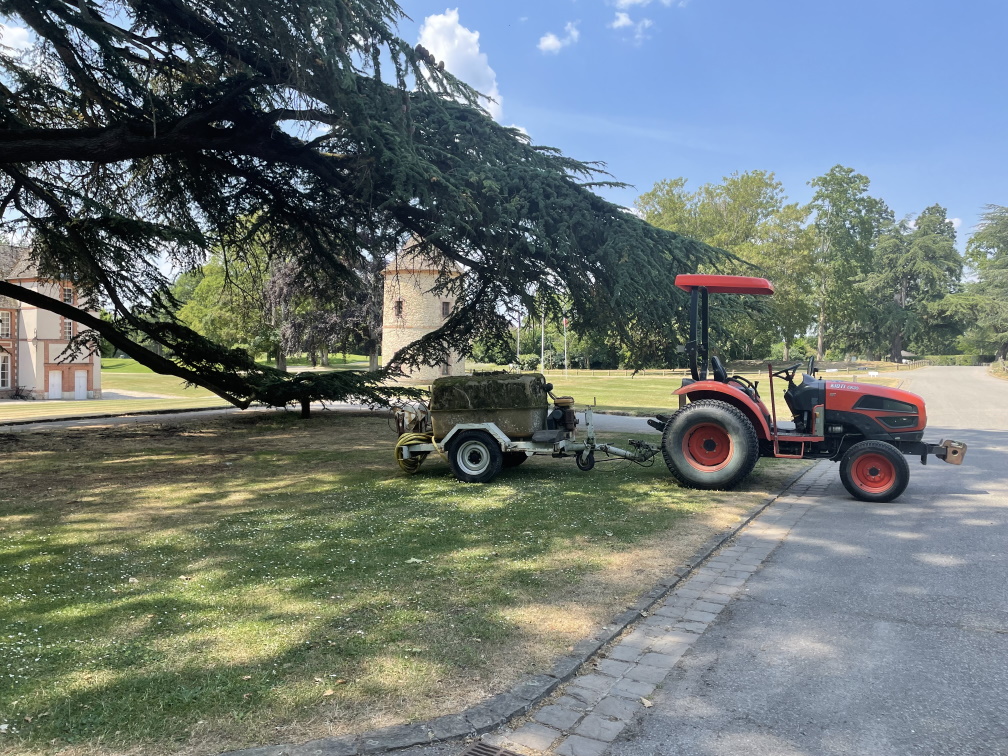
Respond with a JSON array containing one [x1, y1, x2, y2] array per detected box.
[[0, 281, 251, 407]]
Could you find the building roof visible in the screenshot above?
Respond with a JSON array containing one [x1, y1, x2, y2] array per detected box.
[[0, 244, 34, 308]]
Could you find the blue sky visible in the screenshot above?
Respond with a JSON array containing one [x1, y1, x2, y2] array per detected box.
[[401, 0, 1008, 243]]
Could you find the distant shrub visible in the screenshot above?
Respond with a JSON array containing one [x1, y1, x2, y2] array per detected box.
[[518, 353, 541, 371], [920, 354, 993, 366]]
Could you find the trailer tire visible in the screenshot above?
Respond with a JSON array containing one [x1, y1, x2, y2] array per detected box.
[[839, 440, 909, 503], [502, 451, 530, 468], [447, 430, 504, 483], [662, 400, 759, 490]]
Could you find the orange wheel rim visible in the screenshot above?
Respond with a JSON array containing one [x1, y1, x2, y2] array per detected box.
[[682, 423, 733, 471], [852, 453, 895, 493]]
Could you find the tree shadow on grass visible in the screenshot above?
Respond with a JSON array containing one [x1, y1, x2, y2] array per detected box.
[[0, 412, 804, 752]]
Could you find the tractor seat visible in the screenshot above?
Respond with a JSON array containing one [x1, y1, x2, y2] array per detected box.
[[552, 396, 575, 408], [711, 355, 729, 383]]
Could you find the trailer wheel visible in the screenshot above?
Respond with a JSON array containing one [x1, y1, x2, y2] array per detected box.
[[662, 400, 759, 490], [503, 451, 530, 468], [839, 440, 909, 502], [447, 430, 504, 483]]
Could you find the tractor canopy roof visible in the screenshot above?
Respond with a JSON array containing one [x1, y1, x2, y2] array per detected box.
[[674, 274, 775, 296]]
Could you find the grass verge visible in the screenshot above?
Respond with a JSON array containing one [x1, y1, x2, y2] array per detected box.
[[0, 412, 808, 756]]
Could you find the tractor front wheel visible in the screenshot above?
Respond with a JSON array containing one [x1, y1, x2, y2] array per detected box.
[[447, 430, 504, 483], [662, 400, 759, 490], [839, 440, 909, 502]]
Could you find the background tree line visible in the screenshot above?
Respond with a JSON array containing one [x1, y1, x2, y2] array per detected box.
[[173, 163, 1008, 371], [634, 165, 1007, 365]]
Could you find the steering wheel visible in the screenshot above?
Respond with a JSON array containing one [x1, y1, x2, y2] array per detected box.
[[772, 363, 802, 384], [807, 356, 818, 377]]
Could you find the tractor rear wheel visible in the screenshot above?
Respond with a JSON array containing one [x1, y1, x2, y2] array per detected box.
[[839, 440, 909, 502], [447, 430, 504, 483], [662, 400, 759, 490]]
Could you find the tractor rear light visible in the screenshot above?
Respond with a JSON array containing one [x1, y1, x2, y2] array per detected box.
[[827, 424, 844, 435]]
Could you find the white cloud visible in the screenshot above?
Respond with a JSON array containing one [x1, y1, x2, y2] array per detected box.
[[951, 217, 962, 230], [419, 9, 502, 120], [610, 12, 633, 29], [538, 22, 580, 54], [0, 23, 32, 52], [609, 12, 653, 43]]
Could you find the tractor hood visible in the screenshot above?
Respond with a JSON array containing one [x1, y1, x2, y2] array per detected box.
[[823, 379, 928, 434]]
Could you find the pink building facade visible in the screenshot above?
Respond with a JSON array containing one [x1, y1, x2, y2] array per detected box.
[[0, 245, 102, 400]]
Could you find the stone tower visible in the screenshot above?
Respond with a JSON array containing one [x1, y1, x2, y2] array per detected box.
[[381, 241, 465, 381]]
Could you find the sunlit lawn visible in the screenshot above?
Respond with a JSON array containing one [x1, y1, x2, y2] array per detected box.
[[0, 412, 807, 755], [0, 360, 226, 423]]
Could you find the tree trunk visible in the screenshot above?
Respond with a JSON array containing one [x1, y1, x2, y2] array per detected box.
[[276, 347, 287, 372], [782, 340, 790, 362], [369, 348, 379, 372], [890, 331, 904, 364], [321, 352, 330, 367], [309, 351, 317, 367], [300, 397, 311, 418], [997, 341, 1008, 362]]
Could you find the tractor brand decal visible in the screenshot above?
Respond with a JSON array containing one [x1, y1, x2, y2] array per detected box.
[[828, 383, 860, 391]]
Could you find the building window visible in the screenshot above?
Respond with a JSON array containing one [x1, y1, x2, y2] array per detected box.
[[63, 319, 73, 340], [0, 311, 9, 338], [394, 299, 404, 319], [0, 354, 9, 389], [441, 301, 451, 319], [63, 286, 73, 304]]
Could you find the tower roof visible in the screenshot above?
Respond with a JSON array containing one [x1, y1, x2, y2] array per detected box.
[[383, 236, 447, 276]]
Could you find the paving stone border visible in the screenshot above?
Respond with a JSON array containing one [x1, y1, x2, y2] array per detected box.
[[221, 463, 817, 756], [494, 461, 833, 755]]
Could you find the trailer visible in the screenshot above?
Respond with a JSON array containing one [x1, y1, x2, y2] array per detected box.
[[393, 372, 659, 483]]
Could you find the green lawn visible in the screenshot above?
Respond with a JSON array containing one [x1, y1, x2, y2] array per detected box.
[[0, 412, 807, 755], [0, 360, 227, 423], [0, 358, 904, 425]]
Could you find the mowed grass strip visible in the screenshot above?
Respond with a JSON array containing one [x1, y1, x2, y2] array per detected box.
[[0, 413, 807, 756]]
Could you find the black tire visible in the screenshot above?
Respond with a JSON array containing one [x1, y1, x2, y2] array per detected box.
[[447, 430, 504, 483], [661, 400, 759, 490], [502, 451, 529, 468], [839, 440, 909, 502]]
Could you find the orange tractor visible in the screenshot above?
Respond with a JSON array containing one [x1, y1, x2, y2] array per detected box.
[[652, 274, 966, 502]]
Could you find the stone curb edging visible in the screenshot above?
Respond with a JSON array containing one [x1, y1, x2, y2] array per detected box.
[[222, 462, 817, 756]]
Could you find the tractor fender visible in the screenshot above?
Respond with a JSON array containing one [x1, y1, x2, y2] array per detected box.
[[674, 381, 773, 441]]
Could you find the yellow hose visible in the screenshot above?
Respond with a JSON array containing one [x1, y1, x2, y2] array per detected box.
[[395, 432, 434, 474]]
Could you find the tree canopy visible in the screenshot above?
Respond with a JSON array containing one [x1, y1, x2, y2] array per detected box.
[[636, 170, 815, 361], [965, 205, 1008, 360], [0, 0, 725, 410]]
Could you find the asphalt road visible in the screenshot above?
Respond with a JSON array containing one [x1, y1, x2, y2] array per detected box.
[[608, 366, 1008, 756]]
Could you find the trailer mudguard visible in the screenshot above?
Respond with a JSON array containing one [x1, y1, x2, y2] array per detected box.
[[674, 381, 774, 441]]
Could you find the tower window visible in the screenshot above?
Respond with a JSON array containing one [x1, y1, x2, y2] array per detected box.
[[63, 286, 73, 304], [0, 311, 10, 338], [394, 299, 404, 319], [63, 320, 73, 340], [441, 301, 451, 319]]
